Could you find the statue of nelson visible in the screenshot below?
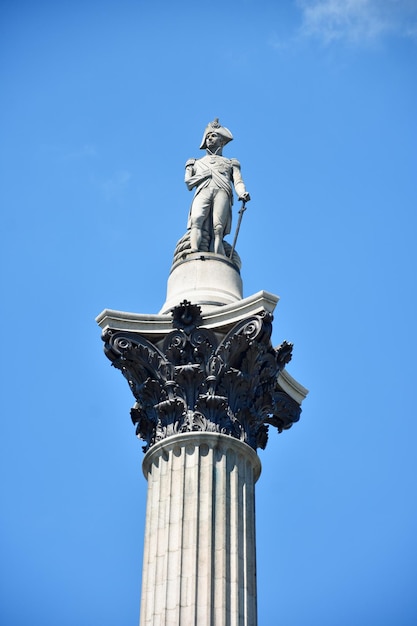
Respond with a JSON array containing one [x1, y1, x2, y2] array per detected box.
[[185, 119, 250, 256]]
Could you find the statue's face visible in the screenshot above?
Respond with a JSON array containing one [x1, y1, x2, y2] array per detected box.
[[206, 132, 223, 151]]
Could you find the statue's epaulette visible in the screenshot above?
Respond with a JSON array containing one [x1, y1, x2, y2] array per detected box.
[[230, 158, 241, 167], [185, 158, 196, 167]]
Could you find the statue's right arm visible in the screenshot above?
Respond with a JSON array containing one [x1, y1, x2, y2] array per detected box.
[[184, 158, 211, 191], [185, 158, 197, 190]]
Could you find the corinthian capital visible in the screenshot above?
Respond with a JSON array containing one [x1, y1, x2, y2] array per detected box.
[[101, 300, 301, 452]]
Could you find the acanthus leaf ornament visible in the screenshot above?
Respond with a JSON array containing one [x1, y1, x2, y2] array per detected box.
[[101, 303, 301, 452]]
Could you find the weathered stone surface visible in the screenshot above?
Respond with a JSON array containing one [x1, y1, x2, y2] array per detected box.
[[96, 290, 280, 335]]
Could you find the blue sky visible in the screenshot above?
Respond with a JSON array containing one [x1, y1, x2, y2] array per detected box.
[[1, 1, 417, 624]]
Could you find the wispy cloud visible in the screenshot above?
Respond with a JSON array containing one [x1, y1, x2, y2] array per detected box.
[[297, 0, 417, 44]]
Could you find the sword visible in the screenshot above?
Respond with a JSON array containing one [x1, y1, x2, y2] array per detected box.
[[229, 200, 247, 259]]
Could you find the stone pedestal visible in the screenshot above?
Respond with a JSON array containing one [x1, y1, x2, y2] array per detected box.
[[140, 433, 261, 626], [160, 253, 243, 315]]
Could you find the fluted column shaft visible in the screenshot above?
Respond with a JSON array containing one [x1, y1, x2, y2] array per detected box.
[[139, 432, 261, 626]]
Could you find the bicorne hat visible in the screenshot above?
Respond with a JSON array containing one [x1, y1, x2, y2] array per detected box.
[[199, 118, 233, 150]]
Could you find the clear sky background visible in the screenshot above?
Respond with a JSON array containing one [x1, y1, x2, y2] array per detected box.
[[1, 1, 417, 625]]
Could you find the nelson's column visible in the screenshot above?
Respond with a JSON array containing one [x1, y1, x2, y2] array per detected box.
[[96, 119, 308, 625]]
